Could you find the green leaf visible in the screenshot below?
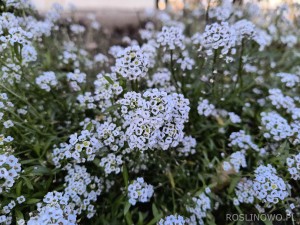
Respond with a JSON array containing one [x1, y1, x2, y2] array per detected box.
[[20, 159, 38, 164], [104, 104, 121, 113], [22, 177, 33, 190], [86, 122, 93, 131], [137, 212, 144, 225], [261, 215, 272, 225], [123, 202, 131, 216], [26, 198, 41, 204], [146, 216, 162, 225], [29, 165, 51, 175], [15, 209, 23, 220], [228, 176, 241, 194], [124, 211, 133, 225], [152, 203, 160, 218], [103, 75, 114, 85], [16, 181, 22, 196], [166, 170, 175, 189], [93, 158, 101, 166], [122, 165, 129, 188]]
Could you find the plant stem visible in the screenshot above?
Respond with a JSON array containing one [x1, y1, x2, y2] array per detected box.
[[0, 83, 42, 121], [170, 50, 179, 90], [237, 40, 245, 93], [211, 49, 218, 97]]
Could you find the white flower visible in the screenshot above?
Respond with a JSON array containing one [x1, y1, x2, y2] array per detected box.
[[200, 22, 236, 55], [115, 45, 149, 80], [159, 215, 186, 225], [177, 136, 196, 156], [229, 130, 265, 155], [276, 72, 300, 87], [260, 111, 293, 141], [253, 164, 289, 207], [186, 192, 211, 224], [99, 153, 123, 175], [0, 153, 21, 193], [117, 89, 190, 151], [147, 68, 175, 93], [3, 120, 14, 128], [286, 153, 300, 180], [228, 112, 241, 124], [67, 69, 86, 91], [234, 178, 255, 204], [127, 177, 154, 205], [17, 195, 26, 204], [70, 24, 85, 34], [197, 98, 217, 117], [233, 19, 256, 43], [36, 71, 58, 92], [157, 26, 185, 50]]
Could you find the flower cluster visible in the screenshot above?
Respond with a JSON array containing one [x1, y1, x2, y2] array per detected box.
[[63, 164, 103, 218], [99, 153, 123, 175], [228, 112, 241, 124], [115, 46, 149, 80], [118, 89, 190, 151], [157, 26, 185, 51], [200, 22, 236, 56], [286, 153, 300, 180], [276, 72, 300, 87], [158, 215, 186, 225], [0, 153, 21, 193], [127, 177, 154, 205], [260, 111, 293, 141], [234, 178, 255, 205], [253, 164, 289, 207], [223, 151, 247, 173], [186, 193, 211, 225], [27, 191, 78, 225], [146, 68, 175, 93], [228, 130, 265, 154], [233, 19, 256, 43], [197, 98, 217, 117], [177, 51, 195, 71], [35, 71, 58, 92], [209, 0, 233, 21], [94, 53, 109, 66], [2, 0, 300, 224], [52, 129, 99, 167], [177, 136, 196, 157], [77, 73, 123, 111], [268, 89, 295, 113], [67, 69, 86, 91], [0, 134, 13, 146]]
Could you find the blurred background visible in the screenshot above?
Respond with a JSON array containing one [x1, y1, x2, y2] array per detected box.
[[30, 0, 300, 28], [31, 0, 299, 11]]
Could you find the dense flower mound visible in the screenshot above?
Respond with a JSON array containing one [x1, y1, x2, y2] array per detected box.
[[117, 89, 190, 151], [1, 0, 300, 224]]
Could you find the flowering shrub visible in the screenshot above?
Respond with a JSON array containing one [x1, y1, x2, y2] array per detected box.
[[1, 0, 300, 224]]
